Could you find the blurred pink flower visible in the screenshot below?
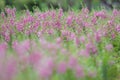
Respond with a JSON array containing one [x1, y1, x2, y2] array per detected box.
[[107, 20, 114, 26], [111, 33, 115, 39], [0, 58, 17, 80], [113, 9, 119, 16], [94, 32, 102, 42], [75, 65, 84, 78], [38, 58, 54, 78], [1, 12, 5, 19], [58, 8, 63, 18], [68, 56, 78, 69], [79, 36, 85, 43], [78, 49, 90, 57], [6, 58, 17, 80], [56, 37, 62, 44], [0, 42, 7, 55], [105, 44, 113, 51], [54, 20, 61, 29], [91, 16, 97, 24], [86, 43, 97, 54], [116, 25, 120, 33], [0, 43, 8, 61], [28, 52, 41, 65], [16, 22, 24, 32], [57, 61, 67, 74], [75, 37, 80, 46], [94, 11, 107, 19], [39, 66, 52, 78], [66, 16, 73, 26]]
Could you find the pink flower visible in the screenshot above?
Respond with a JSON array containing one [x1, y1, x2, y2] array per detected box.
[[116, 25, 120, 33], [47, 59, 54, 70], [85, 43, 97, 54], [38, 58, 54, 78], [58, 8, 63, 18], [12, 40, 18, 49], [4, 32, 10, 42], [94, 32, 102, 42], [113, 9, 119, 16], [68, 56, 78, 69], [61, 30, 70, 37], [66, 16, 73, 26], [28, 52, 41, 65], [69, 32, 76, 40], [78, 49, 90, 57], [16, 22, 24, 32], [94, 11, 107, 19], [13, 40, 31, 57], [0, 42, 7, 55], [57, 61, 67, 74], [105, 44, 113, 51], [5, 8, 16, 17], [82, 8, 89, 14], [56, 37, 62, 44], [39, 66, 52, 78], [107, 20, 114, 26], [21, 40, 31, 51], [91, 16, 97, 24], [54, 20, 61, 29], [50, 11, 56, 19], [86, 43, 93, 52], [0, 58, 17, 80], [1, 12, 5, 19], [47, 29, 54, 35], [6, 58, 17, 80], [111, 33, 115, 39], [75, 65, 84, 78], [0, 43, 7, 60], [75, 37, 80, 46], [79, 36, 85, 43]]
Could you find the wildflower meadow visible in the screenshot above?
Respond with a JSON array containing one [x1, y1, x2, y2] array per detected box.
[[0, 7, 120, 80]]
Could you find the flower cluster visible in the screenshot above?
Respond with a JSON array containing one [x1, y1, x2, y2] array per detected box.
[[0, 8, 120, 80]]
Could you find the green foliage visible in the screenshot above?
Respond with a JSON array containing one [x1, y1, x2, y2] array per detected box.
[[0, 0, 5, 9]]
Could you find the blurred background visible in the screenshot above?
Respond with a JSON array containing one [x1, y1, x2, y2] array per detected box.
[[0, 0, 120, 11]]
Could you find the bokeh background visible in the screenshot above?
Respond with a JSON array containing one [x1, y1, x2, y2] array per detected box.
[[0, 0, 120, 11]]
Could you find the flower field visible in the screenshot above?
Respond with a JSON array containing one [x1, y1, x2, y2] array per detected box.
[[0, 8, 120, 80]]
